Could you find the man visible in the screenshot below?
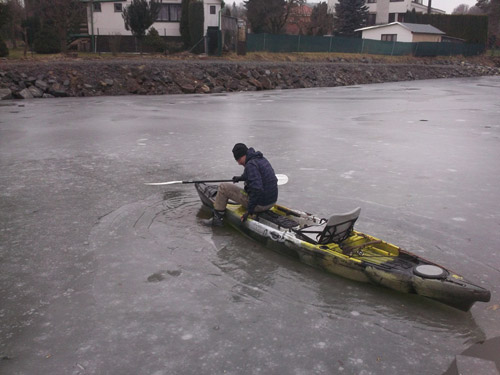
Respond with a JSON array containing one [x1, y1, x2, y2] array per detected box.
[[203, 143, 278, 226]]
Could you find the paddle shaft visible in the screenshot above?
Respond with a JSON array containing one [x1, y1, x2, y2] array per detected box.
[[145, 174, 288, 186], [180, 179, 233, 184]]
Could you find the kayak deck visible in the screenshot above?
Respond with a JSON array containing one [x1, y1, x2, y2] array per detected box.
[[195, 183, 491, 311]]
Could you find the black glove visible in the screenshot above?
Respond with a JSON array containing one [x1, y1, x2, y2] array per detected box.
[[241, 212, 249, 222], [232, 175, 243, 183]]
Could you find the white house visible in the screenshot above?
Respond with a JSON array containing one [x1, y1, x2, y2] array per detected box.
[[355, 22, 445, 43], [84, 0, 221, 38], [327, 0, 445, 25]]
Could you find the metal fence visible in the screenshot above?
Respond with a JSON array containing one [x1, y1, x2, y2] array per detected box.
[[247, 33, 485, 57]]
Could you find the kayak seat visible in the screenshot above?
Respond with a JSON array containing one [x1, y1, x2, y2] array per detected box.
[[296, 207, 361, 245]]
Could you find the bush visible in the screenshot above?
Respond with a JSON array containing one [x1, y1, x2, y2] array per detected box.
[[22, 16, 41, 51], [166, 41, 184, 53], [144, 27, 166, 53], [0, 36, 8, 57], [34, 26, 61, 54], [188, 0, 204, 53], [180, 0, 191, 48]]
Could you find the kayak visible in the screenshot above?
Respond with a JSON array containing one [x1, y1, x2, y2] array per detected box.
[[195, 183, 491, 312]]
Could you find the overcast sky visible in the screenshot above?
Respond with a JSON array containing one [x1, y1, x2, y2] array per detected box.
[[228, 0, 480, 15]]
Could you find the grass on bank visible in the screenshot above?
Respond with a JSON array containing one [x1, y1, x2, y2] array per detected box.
[[3, 47, 499, 64]]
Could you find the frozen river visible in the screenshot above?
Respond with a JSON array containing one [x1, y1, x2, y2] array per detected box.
[[1, 77, 500, 374]]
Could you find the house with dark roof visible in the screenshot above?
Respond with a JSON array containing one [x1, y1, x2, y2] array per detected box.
[[355, 22, 445, 43]]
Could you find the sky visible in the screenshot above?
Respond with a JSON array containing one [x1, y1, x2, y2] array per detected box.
[[228, 0, 480, 15]]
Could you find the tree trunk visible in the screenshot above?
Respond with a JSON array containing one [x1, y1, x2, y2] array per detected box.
[[23, 27, 28, 57]]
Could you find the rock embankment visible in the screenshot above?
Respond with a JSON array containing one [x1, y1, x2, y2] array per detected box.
[[1, 58, 500, 100]]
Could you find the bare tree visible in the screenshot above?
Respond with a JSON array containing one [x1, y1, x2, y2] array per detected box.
[[452, 4, 470, 14], [467, 5, 486, 14], [245, 0, 304, 34], [285, 2, 311, 35], [231, 1, 246, 19]]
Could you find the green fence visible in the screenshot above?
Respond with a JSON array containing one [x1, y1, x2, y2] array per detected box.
[[247, 33, 485, 57]]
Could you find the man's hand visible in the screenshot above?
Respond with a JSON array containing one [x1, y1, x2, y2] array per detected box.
[[232, 176, 242, 183]]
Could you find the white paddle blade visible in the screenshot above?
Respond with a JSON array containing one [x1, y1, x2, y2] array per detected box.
[[276, 174, 288, 185], [144, 181, 182, 186]]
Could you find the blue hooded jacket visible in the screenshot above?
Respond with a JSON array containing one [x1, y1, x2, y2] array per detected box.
[[241, 148, 278, 214]]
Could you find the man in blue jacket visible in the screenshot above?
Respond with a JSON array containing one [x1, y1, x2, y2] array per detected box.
[[203, 143, 278, 227]]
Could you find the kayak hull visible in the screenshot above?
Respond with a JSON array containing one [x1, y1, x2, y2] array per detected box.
[[195, 183, 491, 311]]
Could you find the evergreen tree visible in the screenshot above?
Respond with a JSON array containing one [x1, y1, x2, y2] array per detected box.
[[245, 0, 271, 33], [188, 0, 204, 52], [406, 9, 418, 23], [180, 0, 191, 47], [144, 26, 166, 52], [34, 22, 61, 53], [308, 2, 333, 36], [122, 0, 160, 53], [333, 0, 369, 37]]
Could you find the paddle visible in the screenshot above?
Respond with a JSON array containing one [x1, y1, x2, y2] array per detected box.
[[145, 174, 289, 186]]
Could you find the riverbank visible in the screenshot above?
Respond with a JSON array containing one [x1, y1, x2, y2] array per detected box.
[[1, 53, 500, 100]]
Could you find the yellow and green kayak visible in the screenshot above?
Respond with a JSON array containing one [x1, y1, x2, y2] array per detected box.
[[196, 183, 491, 311]]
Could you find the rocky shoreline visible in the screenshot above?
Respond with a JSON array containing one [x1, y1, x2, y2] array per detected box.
[[1, 57, 500, 100]]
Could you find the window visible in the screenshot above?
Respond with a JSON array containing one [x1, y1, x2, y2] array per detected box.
[[210, 5, 216, 14], [114, 3, 122, 12], [381, 34, 397, 42], [367, 13, 376, 26], [157, 3, 181, 22], [388, 13, 395, 22], [367, 0, 376, 3], [390, 0, 404, 2], [93, 2, 101, 12]]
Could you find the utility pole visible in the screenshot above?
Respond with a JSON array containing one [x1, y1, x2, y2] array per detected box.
[[427, 0, 432, 14]]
